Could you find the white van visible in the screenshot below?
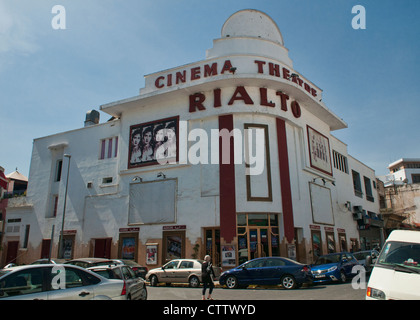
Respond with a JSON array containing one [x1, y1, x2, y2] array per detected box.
[[366, 230, 420, 300]]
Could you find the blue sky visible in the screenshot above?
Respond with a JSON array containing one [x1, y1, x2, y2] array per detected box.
[[1, 0, 419, 178]]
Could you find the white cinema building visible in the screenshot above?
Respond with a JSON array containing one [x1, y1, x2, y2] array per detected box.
[[2, 10, 381, 268]]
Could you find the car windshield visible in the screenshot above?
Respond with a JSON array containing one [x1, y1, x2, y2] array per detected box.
[[377, 241, 420, 273], [314, 254, 341, 265]]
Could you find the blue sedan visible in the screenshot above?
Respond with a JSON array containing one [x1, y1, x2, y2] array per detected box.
[[311, 252, 360, 284], [219, 257, 313, 289]]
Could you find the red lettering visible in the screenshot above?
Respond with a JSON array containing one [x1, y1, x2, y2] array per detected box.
[[254, 60, 266, 73], [291, 100, 301, 118], [213, 88, 222, 108], [228, 86, 254, 105], [311, 88, 317, 97], [282, 68, 290, 80], [304, 83, 311, 93], [189, 93, 206, 112], [204, 63, 218, 77], [176, 71, 186, 84], [297, 77, 303, 87], [221, 60, 233, 74], [276, 91, 289, 111], [191, 67, 201, 81], [269, 63, 280, 77], [260, 88, 275, 107], [167, 74, 172, 87], [155, 76, 165, 88]]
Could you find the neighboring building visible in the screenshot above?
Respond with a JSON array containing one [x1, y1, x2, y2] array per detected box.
[[378, 158, 420, 236], [0, 168, 29, 266], [1, 10, 381, 267], [381, 158, 420, 186]]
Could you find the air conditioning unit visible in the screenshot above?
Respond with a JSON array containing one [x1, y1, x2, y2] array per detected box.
[[353, 211, 362, 220]]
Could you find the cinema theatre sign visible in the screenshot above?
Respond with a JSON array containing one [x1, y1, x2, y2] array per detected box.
[[153, 58, 318, 99], [153, 58, 320, 118]]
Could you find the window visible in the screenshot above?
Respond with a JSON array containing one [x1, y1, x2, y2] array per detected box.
[[102, 177, 113, 184], [0, 268, 44, 298], [55, 160, 63, 182], [53, 195, 59, 217], [332, 150, 349, 174], [180, 261, 194, 269], [100, 137, 118, 160], [364, 176, 374, 202], [413, 174, 420, 184], [352, 170, 363, 198], [23, 225, 30, 249]]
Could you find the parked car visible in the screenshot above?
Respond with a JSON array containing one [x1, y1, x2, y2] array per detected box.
[[146, 259, 222, 288], [219, 257, 313, 290], [91, 259, 148, 279], [311, 252, 360, 283], [64, 258, 112, 268], [366, 230, 420, 300], [352, 250, 379, 273], [88, 265, 147, 300], [0, 264, 127, 300]]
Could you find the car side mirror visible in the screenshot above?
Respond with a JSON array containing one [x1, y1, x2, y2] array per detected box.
[[366, 255, 372, 267]]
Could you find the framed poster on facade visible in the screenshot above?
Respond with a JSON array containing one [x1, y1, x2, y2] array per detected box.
[[146, 243, 158, 265], [221, 245, 236, 267], [307, 126, 332, 175], [128, 116, 179, 169]]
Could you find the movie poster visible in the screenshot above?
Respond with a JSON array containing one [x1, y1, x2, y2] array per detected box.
[[307, 125, 332, 175], [128, 116, 178, 169]]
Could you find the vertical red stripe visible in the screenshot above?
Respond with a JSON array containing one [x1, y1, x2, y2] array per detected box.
[[218, 114, 236, 244], [276, 118, 295, 243]]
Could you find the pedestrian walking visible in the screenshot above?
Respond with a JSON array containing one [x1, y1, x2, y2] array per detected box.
[[202, 255, 215, 300]]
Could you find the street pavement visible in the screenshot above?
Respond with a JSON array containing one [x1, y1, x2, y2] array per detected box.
[[147, 281, 366, 300]]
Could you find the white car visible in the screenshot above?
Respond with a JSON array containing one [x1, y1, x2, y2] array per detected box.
[[0, 264, 127, 300], [146, 259, 221, 287], [366, 230, 420, 300]]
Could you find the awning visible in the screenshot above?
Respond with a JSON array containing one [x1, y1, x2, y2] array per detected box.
[[0, 170, 8, 189]]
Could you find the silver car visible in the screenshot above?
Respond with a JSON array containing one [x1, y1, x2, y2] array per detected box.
[[146, 259, 221, 288], [88, 265, 147, 300], [0, 264, 126, 300]]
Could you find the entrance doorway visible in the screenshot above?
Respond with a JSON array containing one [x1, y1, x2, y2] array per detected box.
[[237, 213, 280, 264], [204, 228, 220, 266], [5, 241, 19, 265]]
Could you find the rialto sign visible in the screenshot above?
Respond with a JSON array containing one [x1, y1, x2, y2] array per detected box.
[[153, 59, 319, 117]]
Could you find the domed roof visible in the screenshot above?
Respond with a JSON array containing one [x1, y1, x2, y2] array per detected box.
[[221, 9, 284, 45]]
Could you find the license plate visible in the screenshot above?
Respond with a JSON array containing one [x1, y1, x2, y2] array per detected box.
[[315, 275, 325, 279]]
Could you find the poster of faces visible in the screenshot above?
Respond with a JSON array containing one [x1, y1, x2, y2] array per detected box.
[[129, 116, 178, 169], [307, 126, 332, 175]]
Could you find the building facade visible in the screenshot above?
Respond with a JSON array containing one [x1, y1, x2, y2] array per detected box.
[[1, 10, 381, 267]]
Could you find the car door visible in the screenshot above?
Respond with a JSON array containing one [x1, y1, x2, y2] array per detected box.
[[161, 260, 179, 282], [262, 258, 286, 284], [177, 260, 194, 283], [240, 259, 265, 285], [46, 266, 95, 300], [0, 267, 48, 300]]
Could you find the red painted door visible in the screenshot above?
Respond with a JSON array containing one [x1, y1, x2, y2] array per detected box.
[[5, 241, 19, 265], [94, 238, 112, 259]]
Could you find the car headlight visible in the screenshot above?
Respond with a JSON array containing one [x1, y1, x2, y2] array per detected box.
[[327, 266, 337, 272], [367, 287, 386, 300]]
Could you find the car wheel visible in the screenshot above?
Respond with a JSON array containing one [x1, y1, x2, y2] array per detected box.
[[281, 275, 297, 290], [189, 276, 200, 288], [139, 288, 147, 300], [150, 275, 159, 287], [225, 275, 239, 289], [340, 271, 347, 283]]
